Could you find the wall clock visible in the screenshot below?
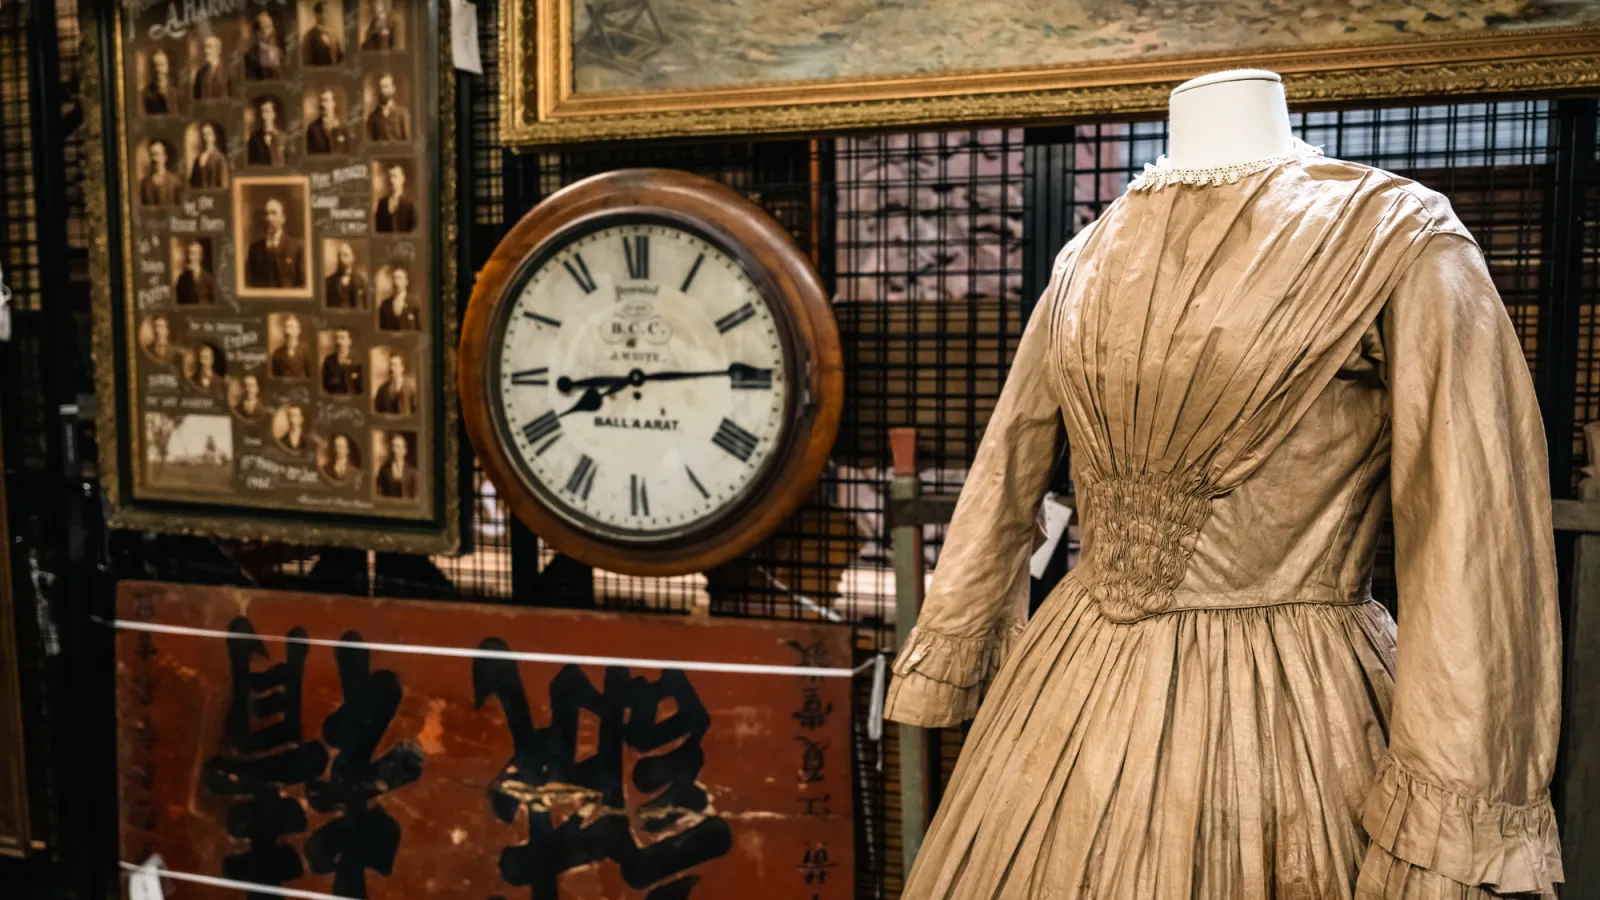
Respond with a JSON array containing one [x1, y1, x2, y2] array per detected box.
[[461, 169, 843, 576]]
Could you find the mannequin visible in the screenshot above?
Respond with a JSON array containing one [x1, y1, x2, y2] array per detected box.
[[1165, 68, 1295, 169], [884, 61, 1565, 899]]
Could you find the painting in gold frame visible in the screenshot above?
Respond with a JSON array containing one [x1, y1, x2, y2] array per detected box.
[[500, 0, 1600, 145], [81, 2, 463, 553]]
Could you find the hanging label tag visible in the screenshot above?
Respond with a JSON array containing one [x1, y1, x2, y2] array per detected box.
[[129, 855, 166, 900], [1029, 493, 1074, 579], [0, 265, 13, 342], [451, 0, 483, 74]]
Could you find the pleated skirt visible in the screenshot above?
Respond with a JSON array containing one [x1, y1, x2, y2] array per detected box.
[[902, 578, 1403, 900]]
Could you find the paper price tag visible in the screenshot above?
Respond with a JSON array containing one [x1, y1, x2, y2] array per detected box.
[[129, 856, 166, 900], [0, 265, 13, 342], [451, 0, 483, 74], [1029, 493, 1075, 579]]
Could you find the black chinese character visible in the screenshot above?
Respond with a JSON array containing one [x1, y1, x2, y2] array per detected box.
[[785, 640, 831, 680], [796, 736, 827, 785], [474, 639, 733, 900], [798, 844, 838, 885], [304, 632, 425, 899], [798, 793, 832, 817], [201, 618, 330, 898], [792, 687, 833, 730]]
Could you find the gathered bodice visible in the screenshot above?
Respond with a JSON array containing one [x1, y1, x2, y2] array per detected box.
[[1072, 323, 1391, 619], [1042, 148, 1467, 622]]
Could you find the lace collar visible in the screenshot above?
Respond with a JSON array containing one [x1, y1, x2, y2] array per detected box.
[[1128, 137, 1325, 192]]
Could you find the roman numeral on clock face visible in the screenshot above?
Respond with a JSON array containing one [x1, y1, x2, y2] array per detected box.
[[686, 465, 710, 499], [521, 410, 560, 446], [623, 235, 649, 280], [563, 253, 597, 294], [631, 473, 650, 516], [715, 302, 757, 334], [509, 367, 549, 386], [680, 252, 705, 292], [565, 454, 597, 499], [712, 418, 759, 462]]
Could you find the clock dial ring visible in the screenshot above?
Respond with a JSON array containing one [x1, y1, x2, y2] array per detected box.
[[460, 169, 843, 577], [485, 212, 803, 543]]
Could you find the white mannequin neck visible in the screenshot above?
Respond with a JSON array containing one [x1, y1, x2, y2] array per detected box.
[[1165, 69, 1295, 170]]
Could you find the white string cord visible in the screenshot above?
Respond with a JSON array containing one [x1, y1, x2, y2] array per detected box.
[[123, 860, 348, 900], [107, 616, 877, 678]]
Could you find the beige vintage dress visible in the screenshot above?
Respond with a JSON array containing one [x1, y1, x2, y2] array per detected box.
[[883, 139, 1564, 899]]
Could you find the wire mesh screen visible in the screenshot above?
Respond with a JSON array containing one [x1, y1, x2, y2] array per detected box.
[[1572, 111, 1600, 485], [0, 0, 92, 859], [1026, 100, 1594, 611]]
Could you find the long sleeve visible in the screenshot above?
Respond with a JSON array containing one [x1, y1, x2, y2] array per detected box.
[[882, 253, 1070, 728], [1356, 231, 1564, 898]]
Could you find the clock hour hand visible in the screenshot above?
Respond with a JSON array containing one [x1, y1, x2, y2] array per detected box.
[[556, 373, 629, 393], [560, 387, 605, 417]]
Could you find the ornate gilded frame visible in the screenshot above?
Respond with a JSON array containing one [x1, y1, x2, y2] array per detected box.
[[500, 1, 1600, 146], [83, 3, 463, 553]]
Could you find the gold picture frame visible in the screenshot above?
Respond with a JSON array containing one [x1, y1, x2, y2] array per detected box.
[[232, 175, 315, 300], [83, 3, 463, 553], [500, 0, 1600, 146]]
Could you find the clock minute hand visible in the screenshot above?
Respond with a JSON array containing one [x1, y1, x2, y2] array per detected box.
[[556, 365, 770, 418], [639, 363, 771, 383]]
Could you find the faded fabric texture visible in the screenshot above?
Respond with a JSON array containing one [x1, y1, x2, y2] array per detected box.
[[884, 141, 1564, 899]]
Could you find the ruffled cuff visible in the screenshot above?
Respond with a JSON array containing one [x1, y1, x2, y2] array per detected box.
[[1359, 756, 1563, 897], [881, 623, 1020, 728], [1356, 843, 1538, 899]]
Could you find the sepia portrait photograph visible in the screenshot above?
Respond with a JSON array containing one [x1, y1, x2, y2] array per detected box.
[[375, 262, 420, 330], [303, 85, 352, 156], [136, 46, 180, 116], [138, 314, 179, 366], [299, 0, 346, 66], [266, 312, 314, 379], [240, 7, 290, 81], [371, 160, 418, 233], [227, 372, 266, 420], [370, 346, 417, 417], [136, 138, 183, 207], [169, 237, 217, 306], [272, 404, 311, 454], [186, 31, 232, 101], [362, 71, 412, 143], [318, 432, 362, 485], [372, 429, 418, 500], [322, 238, 370, 309], [319, 327, 364, 396], [359, 0, 406, 51], [184, 342, 226, 393], [143, 412, 234, 492], [244, 95, 291, 167], [234, 176, 312, 298], [183, 120, 229, 189]]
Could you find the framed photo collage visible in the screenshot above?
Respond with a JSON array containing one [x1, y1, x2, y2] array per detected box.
[[92, 0, 460, 551]]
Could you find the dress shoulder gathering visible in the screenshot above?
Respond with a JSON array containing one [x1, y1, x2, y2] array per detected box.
[[885, 138, 1564, 899]]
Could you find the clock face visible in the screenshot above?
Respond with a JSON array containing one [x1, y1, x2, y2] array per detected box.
[[490, 217, 795, 542]]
